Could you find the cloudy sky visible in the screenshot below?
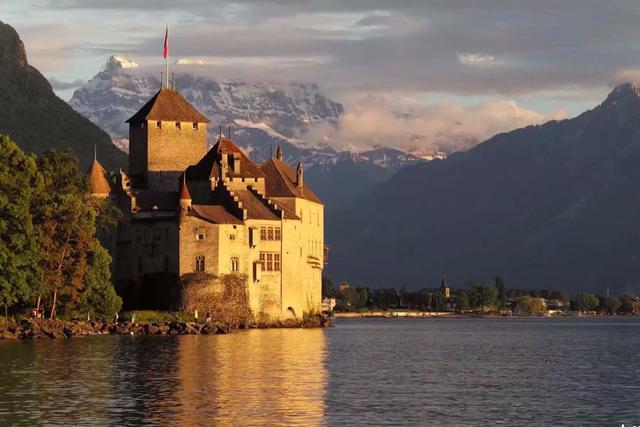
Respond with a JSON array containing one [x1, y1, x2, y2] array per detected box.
[[2, 0, 640, 152]]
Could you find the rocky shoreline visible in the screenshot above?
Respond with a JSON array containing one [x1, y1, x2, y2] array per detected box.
[[0, 315, 330, 340]]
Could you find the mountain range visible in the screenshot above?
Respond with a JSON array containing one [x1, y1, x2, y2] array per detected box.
[[68, 56, 424, 210], [0, 21, 126, 171], [327, 83, 640, 294]]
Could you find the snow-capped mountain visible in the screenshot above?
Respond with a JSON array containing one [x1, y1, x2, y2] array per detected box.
[[68, 55, 425, 209]]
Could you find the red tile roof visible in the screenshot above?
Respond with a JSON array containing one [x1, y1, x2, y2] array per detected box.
[[126, 88, 210, 123], [186, 138, 265, 180], [190, 205, 243, 224], [260, 158, 322, 204]]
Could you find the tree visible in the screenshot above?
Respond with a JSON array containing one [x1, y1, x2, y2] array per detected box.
[[33, 150, 96, 318], [75, 244, 122, 320], [322, 277, 335, 299], [604, 296, 621, 315], [456, 290, 470, 312], [620, 294, 636, 314], [516, 296, 545, 315], [0, 135, 42, 315], [495, 276, 507, 308], [578, 293, 599, 313], [479, 284, 499, 311]]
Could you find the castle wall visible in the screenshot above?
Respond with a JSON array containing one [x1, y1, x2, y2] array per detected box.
[[129, 123, 148, 177], [276, 197, 323, 317]]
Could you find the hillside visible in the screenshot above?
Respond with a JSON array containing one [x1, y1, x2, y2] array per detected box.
[[0, 21, 126, 171], [328, 83, 640, 294]]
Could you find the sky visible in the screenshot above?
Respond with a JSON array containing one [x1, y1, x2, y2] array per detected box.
[[3, 0, 640, 153]]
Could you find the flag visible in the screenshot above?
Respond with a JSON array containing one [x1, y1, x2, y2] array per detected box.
[[163, 26, 168, 59]]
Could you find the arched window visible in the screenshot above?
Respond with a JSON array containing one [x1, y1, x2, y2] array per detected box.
[[195, 255, 205, 272]]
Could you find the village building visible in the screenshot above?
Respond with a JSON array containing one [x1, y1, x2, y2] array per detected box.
[[89, 87, 324, 320]]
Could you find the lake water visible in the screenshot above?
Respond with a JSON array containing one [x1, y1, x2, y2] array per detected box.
[[1, 317, 639, 426]]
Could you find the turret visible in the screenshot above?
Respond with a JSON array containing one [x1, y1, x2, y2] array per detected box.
[[179, 175, 192, 213], [87, 152, 111, 198]]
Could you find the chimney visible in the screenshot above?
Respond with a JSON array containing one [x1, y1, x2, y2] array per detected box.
[[276, 145, 283, 160], [220, 152, 229, 181], [296, 161, 304, 194]]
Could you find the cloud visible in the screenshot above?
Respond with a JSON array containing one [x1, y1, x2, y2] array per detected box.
[[458, 53, 502, 66], [48, 76, 85, 90], [307, 95, 569, 155]]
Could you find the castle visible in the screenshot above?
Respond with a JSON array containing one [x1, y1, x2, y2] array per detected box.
[[88, 87, 324, 319]]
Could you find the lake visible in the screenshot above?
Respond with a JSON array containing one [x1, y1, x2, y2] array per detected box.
[[1, 317, 639, 426]]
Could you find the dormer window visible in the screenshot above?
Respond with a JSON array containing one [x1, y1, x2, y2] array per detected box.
[[192, 122, 198, 130], [156, 121, 161, 129]]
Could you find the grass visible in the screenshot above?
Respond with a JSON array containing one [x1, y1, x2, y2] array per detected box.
[[119, 310, 195, 323]]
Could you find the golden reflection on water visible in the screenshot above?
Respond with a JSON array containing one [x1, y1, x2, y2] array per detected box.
[[171, 329, 328, 426]]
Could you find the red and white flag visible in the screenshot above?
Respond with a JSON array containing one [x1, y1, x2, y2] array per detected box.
[[163, 26, 169, 59]]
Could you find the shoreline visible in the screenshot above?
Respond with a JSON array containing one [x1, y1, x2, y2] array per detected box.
[[0, 315, 330, 340], [332, 311, 635, 319]]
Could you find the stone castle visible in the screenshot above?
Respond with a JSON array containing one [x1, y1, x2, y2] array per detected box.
[[88, 87, 324, 319]]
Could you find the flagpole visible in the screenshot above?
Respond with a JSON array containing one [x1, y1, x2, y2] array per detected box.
[[165, 25, 169, 89]]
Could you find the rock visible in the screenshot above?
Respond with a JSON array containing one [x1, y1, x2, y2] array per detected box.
[[0, 330, 18, 339]]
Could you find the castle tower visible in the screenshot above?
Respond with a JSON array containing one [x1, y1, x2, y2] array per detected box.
[[126, 88, 210, 190], [179, 175, 192, 214], [87, 155, 112, 198]]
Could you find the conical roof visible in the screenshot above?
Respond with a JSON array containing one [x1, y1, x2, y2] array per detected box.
[[179, 178, 192, 200], [87, 159, 111, 196], [126, 88, 210, 123]]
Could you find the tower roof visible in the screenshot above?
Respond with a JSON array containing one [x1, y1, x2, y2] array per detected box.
[[179, 177, 192, 200], [87, 159, 111, 196], [126, 88, 210, 123], [186, 138, 265, 180], [260, 157, 321, 204]]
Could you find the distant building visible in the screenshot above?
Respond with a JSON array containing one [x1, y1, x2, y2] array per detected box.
[[322, 298, 336, 313], [90, 87, 324, 320], [440, 276, 451, 299]]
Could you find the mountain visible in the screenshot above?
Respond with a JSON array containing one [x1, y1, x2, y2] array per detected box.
[[68, 56, 423, 210], [327, 83, 640, 295], [0, 21, 126, 171]]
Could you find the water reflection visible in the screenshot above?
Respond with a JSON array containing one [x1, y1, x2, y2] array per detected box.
[[0, 329, 328, 426]]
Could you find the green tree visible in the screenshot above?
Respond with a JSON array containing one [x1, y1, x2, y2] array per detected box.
[[0, 135, 42, 315], [516, 296, 546, 315], [495, 276, 507, 308], [479, 284, 499, 311], [75, 244, 122, 320], [466, 281, 481, 309], [456, 290, 470, 312], [578, 293, 599, 313], [620, 294, 636, 314], [322, 277, 335, 299], [604, 296, 621, 315]]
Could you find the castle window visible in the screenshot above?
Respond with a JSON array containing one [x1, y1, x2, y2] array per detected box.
[[260, 226, 267, 241], [229, 233, 236, 241], [175, 122, 181, 130], [274, 227, 281, 241], [231, 257, 239, 272], [140, 122, 145, 129], [267, 227, 274, 241], [195, 255, 205, 272], [192, 122, 198, 130], [156, 121, 161, 129], [195, 228, 206, 240], [259, 252, 281, 272]]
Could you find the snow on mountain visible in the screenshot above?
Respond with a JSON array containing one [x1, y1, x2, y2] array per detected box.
[[69, 55, 420, 170]]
